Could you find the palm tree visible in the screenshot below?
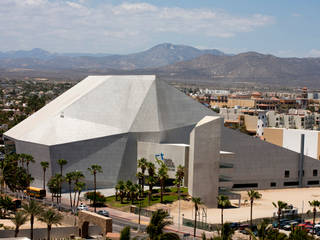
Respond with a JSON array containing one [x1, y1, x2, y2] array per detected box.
[[88, 164, 103, 213], [248, 190, 262, 231], [22, 200, 43, 240], [38, 208, 63, 240], [158, 163, 169, 203], [0, 195, 15, 218], [57, 159, 67, 176], [146, 209, 178, 240], [137, 158, 147, 194], [192, 197, 202, 238], [272, 201, 288, 229], [25, 154, 35, 174], [120, 226, 130, 240], [40, 161, 49, 190], [72, 171, 84, 210], [217, 195, 231, 226], [75, 181, 86, 210], [118, 180, 126, 204], [65, 172, 74, 210], [146, 175, 157, 205], [11, 211, 28, 237], [57, 159, 67, 202], [309, 200, 320, 235], [289, 226, 314, 240], [136, 172, 144, 197]]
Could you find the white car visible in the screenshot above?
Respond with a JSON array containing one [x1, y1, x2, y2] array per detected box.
[[77, 204, 89, 211]]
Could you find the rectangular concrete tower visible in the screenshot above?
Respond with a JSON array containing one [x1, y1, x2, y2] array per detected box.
[[188, 116, 221, 208]]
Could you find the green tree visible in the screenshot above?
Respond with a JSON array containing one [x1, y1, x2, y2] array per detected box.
[[192, 197, 202, 238], [88, 164, 103, 213], [146, 209, 178, 240], [40, 161, 49, 190], [24, 154, 35, 174], [72, 171, 84, 210], [0, 195, 15, 218], [272, 201, 288, 229], [11, 211, 28, 237], [158, 163, 169, 203], [217, 195, 231, 226], [38, 208, 63, 240], [146, 175, 157, 205], [22, 200, 43, 240], [248, 190, 262, 231], [47, 174, 64, 204], [120, 226, 130, 240], [117, 180, 126, 204], [57, 159, 67, 176], [74, 181, 86, 210], [289, 226, 315, 240], [308, 200, 320, 235]]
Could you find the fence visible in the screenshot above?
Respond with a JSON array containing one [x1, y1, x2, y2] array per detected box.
[[0, 226, 101, 239], [130, 205, 170, 218]]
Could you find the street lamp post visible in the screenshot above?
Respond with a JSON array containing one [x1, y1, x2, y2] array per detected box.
[[138, 196, 142, 232], [178, 185, 181, 229]]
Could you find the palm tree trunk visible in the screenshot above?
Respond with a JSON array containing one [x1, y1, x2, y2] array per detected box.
[[47, 224, 51, 240], [313, 208, 316, 235], [142, 176, 145, 196], [160, 181, 163, 203], [94, 173, 97, 213], [194, 208, 197, 237], [15, 227, 19, 237], [69, 182, 73, 211], [30, 215, 34, 240], [221, 208, 224, 226], [43, 169, 46, 190], [250, 200, 253, 229], [278, 210, 281, 229]]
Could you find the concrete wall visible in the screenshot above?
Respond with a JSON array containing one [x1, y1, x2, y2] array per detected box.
[[137, 141, 188, 179], [283, 129, 319, 160], [188, 116, 221, 207], [263, 128, 284, 147], [221, 127, 320, 189]]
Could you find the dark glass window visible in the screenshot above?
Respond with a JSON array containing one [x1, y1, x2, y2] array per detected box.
[[313, 169, 318, 177], [270, 182, 276, 187], [285, 170, 290, 178]]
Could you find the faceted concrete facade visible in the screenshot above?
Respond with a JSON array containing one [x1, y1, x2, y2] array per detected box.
[[4, 75, 216, 189], [188, 116, 221, 207]]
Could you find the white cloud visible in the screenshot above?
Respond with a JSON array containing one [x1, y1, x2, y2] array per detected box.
[[309, 49, 320, 57], [0, 1, 275, 53]]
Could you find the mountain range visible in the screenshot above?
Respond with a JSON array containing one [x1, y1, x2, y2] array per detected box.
[[1, 43, 320, 87]]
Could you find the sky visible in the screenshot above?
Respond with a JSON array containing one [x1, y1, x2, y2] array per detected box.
[[1, 0, 320, 57]]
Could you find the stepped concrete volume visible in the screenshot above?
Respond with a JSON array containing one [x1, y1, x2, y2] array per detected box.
[[4, 75, 217, 189]]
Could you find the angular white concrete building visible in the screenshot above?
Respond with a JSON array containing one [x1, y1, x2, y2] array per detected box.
[[4, 75, 216, 189]]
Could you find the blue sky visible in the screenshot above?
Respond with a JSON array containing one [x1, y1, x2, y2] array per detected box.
[[1, 0, 319, 57]]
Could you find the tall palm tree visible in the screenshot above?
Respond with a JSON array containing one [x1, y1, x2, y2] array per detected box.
[[22, 200, 43, 240], [39, 208, 63, 240], [0, 195, 15, 218], [192, 197, 202, 238], [248, 190, 262, 232], [25, 154, 35, 174], [158, 163, 168, 203], [217, 195, 231, 226], [146, 175, 157, 205], [57, 159, 68, 202], [72, 171, 84, 209], [75, 181, 86, 210], [40, 161, 49, 190], [65, 172, 75, 210], [137, 158, 147, 193], [309, 200, 320, 235], [136, 172, 144, 197], [11, 211, 28, 237], [88, 164, 103, 213], [146, 209, 178, 240], [272, 201, 288, 229], [57, 159, 68, 176], [118, 180, 126, 204]]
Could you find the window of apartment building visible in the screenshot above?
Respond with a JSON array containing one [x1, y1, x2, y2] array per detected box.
[[270, 182, 276, 187], [284, 170, 290, 178], [313, 169, 318, 177], [308, 180, 319, 185], [284, 181, 299, 186], [233, 183, 258, 188]]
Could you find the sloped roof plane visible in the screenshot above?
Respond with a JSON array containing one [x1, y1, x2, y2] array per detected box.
[[5, 75, 215, 145]]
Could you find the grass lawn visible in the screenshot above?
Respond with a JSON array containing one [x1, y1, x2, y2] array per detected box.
[[105, 187, 188, 209]]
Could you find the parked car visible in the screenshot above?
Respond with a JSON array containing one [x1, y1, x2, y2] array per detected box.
[[283, 221, 299, 231], [97, 210, 110, 217], [77, 203, 89, 211]]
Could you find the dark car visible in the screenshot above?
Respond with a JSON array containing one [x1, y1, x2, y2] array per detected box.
[[97, 210, 110, 217]]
